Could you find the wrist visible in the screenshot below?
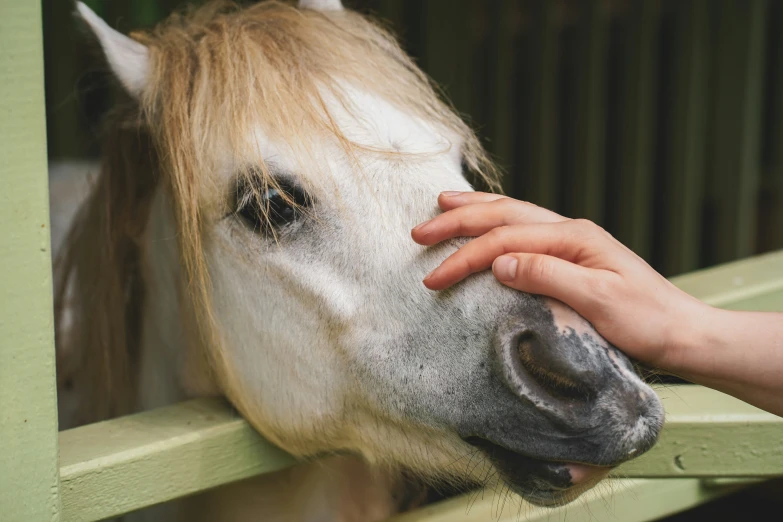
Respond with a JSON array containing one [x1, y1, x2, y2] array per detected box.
[[658, 298, 721, 376]]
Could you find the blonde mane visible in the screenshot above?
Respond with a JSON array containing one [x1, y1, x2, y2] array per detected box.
[[57, 0, 500, 424]]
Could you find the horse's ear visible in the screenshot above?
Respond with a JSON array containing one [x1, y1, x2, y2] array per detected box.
[[75, 2, 149, 99], [299, 0, 344, 11]]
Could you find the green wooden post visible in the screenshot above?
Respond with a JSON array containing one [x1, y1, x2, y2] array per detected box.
[[0, 1, 61, 520]]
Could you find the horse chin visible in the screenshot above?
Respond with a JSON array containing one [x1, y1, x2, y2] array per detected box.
[[463, 437, 611, 507]]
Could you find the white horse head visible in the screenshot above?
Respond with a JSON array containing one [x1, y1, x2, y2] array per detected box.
[[64, 0, 664, 509]]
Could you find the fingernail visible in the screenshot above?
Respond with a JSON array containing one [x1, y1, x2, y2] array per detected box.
[[423, 268, 436, 282], [441, 191, 462, 197], [412, 220, 431, 233], [493, 256, 518, 281]]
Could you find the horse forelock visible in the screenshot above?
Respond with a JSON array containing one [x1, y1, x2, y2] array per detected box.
[[60, 0, 502, 425]]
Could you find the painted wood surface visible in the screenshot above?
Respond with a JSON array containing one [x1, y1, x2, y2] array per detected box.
[[617, 386, 783, 477], [58, 385, 783, 521], [0, 0, 61, 520], [669, 249, 783, 309], [59, 399, 294, 522], [57, 250, 783, 520]]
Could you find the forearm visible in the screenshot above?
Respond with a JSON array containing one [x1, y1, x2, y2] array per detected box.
[[667, 306, 783, 416]]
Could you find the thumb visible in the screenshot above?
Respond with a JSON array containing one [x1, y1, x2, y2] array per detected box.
[[492, 253, 597, 310]]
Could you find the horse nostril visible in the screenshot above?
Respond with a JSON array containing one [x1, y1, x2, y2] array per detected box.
[[516, 331, 590, 401]]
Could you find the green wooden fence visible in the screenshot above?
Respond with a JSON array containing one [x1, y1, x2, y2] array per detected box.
[[1, 1, 61, 519], [2, 0, 781, 520], [7, 224, 783, 521]]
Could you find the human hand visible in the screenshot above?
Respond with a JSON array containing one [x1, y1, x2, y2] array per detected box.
[[411, 192, 710, 372]]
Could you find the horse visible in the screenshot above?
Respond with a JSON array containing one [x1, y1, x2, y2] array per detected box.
[[54, 1, 665, 520]]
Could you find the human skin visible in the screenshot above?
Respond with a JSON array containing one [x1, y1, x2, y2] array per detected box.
[[411, 191, 783, 417]]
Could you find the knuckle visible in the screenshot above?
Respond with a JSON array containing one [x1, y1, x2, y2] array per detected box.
[[453, 213, 471, 233], [462, 252, 483, 273], [441, 210, 471, 235], [489, 195, 511, 204], [496, 197, 538, 216], [570, 218, 606, 239], [486, 225, 510, 241], [571, 218, 595, 232], [448, 247, 482, 275], [522, 254, 554, 284], [492, 198, 517, 212]]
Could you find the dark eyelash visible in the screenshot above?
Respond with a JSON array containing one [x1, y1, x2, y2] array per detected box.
[[233, 174, 311, 234]]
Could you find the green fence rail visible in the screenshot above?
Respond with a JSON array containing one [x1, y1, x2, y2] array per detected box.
[[57, 385, 783, 521], [54, 249, 783, 521]]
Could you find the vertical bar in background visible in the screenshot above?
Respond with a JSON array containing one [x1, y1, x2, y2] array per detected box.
[[707, 0, 767, 264], [489, 0, 519, 194], [763, 0, 783, 253], [422, 0, 492, 192], [399, 0, 427, 62], [614, 0, 659, 261], [661, 0, 709, 276], [107, 0, 164, 31], [375, 0, 406, 34], [42, 0, 85, 160], [422, 0, 474, 117], [568, 0, 608, 224], [525, 0, 560, 211], [0, 0, 61, 520]]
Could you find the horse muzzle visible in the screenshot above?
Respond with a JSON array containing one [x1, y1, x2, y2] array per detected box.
[[454, 299, 664, 504]]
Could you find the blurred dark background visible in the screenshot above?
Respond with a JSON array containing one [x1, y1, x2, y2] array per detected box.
[[43, 0, 783, 279], [42, 0, 782, 520]]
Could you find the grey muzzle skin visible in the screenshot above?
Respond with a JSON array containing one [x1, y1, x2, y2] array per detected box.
[[455, 305, 664, 503], [355, 272, 663, 505]]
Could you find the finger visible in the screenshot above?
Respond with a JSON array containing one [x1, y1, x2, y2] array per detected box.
[[422, 220, 607, 290], [437, 191, 507, 211], [412, 198, 566, 246], [421, 223, 556, 290], [492, 253, 600, 312]]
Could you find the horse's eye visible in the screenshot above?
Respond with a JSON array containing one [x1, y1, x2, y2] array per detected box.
[[235, 178, 310, 233]]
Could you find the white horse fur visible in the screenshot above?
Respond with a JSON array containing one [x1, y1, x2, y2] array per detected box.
[[54, 1, 665, 520]]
